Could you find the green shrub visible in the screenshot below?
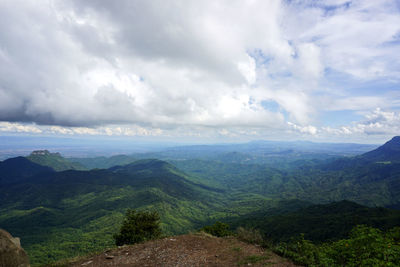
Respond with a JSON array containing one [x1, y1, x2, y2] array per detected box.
[[324, 225, 400, 266], [113, 209, 162, 246], [236, 227, 263, 245], [275, 233, 322, 266], [274, 225, 400, 267], [201, 221, 232, 237]]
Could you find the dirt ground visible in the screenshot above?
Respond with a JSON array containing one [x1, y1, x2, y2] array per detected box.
[[66, 233, 300, 267]]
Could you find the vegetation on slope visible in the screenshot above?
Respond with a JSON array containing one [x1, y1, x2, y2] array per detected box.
[[233, 200, 400, 243], [69, 154, 137, 170], [0, 156, 53, 185], [171, 143, 400, 208], [275, 225, 400, 266], [361, 136, 400, 163]]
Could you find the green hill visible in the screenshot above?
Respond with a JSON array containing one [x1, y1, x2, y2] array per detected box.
[[171, 155, 400, 208], [69, 154, 137, 169], [233, 200, 400, 243], [290, 154, 400, 207], [0, 156, 53, 185], [361, 136, 400, 163]]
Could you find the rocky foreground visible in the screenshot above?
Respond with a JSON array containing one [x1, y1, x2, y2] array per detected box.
[[0, 229, 30, 267], [61, 233, 299, 267]]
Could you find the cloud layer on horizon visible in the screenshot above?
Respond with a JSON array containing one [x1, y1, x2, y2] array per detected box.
[[0, 0, 400, 142]]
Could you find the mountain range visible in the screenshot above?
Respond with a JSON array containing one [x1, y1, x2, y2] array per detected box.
[[0, 137, 399, 265]]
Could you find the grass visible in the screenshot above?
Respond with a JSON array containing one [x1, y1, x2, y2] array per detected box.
[[232, 246, 242, 252], [238, 254, 271, 265]]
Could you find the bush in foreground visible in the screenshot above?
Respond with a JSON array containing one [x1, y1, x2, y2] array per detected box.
[[201, 221, 232, 237], [113, 209, 162, 246], [275, 225, 400, 266], [236, 227, 263, 245]]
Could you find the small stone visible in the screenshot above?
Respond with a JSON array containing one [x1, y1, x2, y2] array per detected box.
[[81, 260, 93, 266], [105, 255, 114, 259]]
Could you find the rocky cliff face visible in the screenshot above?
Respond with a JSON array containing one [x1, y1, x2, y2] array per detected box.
[[0, 229, 30, 267]]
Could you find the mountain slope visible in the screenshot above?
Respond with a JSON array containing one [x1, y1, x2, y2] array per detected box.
[[270, 137, 400, 207], [0, 156, 53, 185], [234, 200, 400, 243], [361, 136, 400, 162], [70, 154, 137, 169], [170, 144, 400, 208], [109, 159, 223, 197]]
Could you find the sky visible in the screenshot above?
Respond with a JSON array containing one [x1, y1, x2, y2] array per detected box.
[[0, 0, 400, 144]]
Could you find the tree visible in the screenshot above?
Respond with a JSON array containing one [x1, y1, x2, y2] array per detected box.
[[113, 209, 162, 246]]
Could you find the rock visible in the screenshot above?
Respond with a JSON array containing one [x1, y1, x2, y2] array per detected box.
[[0, 229, 30, 267], [105, 255, 114, 259]]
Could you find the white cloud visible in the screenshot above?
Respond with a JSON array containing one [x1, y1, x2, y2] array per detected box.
[[237, 54, 257, 85], [0, 0, 399, 141], [285, 107, 400, 139], [320, 96, 387, 111], [293, 0, 400, 81], [295, 43, 323, 80], [0, 122, 42, 134], [320, 108, 400, 138], [0, 123, 164, 137], [288, 122, 318, 135]]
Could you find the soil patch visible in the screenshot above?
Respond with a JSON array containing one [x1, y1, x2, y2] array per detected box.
[[65, 233, 300, 267]]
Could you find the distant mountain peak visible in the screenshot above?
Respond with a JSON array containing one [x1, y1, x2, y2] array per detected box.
[[27, 150, 84, 171], [384, 136, 400, 149], [361, 136, 400, 162], [30, 150, 61, 157]]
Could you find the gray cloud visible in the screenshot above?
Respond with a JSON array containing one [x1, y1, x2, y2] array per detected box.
[[0, 0, 399, 141]]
